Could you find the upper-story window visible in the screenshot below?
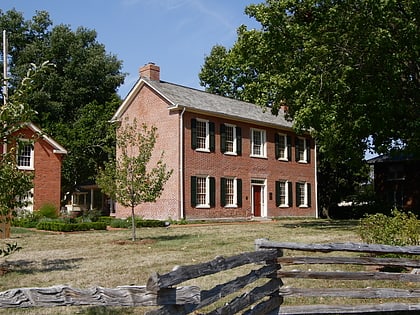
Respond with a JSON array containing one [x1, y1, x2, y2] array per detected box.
[[296, 182, 311, 207], [221, 177, 242, 208], [191, 175, 215, 208], [276, 180, 292, 207], [251, 128, 266, 158], [191, 118, 215, 152], [275, 133, 291, 161], [296, 137, 310, 163], [221, 124, 241, 155], [17, 140, 34, 170]]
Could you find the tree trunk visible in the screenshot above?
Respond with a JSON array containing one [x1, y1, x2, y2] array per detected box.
[[131, 205, 136, 241]]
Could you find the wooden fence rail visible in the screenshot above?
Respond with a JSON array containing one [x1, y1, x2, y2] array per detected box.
[[0, 240, 419, 314], [256, 239, 420, 314]]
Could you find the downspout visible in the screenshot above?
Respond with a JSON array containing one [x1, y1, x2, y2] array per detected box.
[[314, 139, 319, 218], [179, 106, 186, 219]]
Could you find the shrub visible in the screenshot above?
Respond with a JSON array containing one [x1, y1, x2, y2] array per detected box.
[[38, 203, 59, 219], [12, 211, 41, 228], [359, 208, 420, 246], [109, 218, 130, 228], [36, 221, 107, 232]]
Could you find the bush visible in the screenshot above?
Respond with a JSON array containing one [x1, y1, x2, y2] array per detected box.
[[38, 203, 59, 219], [359, 208, 420, 246], [12, 211, 41, 228], [36, 221, 107, 232]]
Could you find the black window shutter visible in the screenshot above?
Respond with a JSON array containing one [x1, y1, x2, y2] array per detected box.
[[275, 134, 280, 159], [275, 181, 281, 207], [307, 183, 312, 207], [236, 127, 242, 155], [191, 119, 197, 149], [210, 177, 216, 207], [191, 176, 197, 207], [209, 122, 215, 152], [295, 137, 299, 162], [220, 124, 226, 153], [287, 136, 292, 161], [221, 177, 226, 207], [237, 178, 242, 207], [288, 181, 293, 207], [306, 139, 311, 163], [296, 182, 300, 207]]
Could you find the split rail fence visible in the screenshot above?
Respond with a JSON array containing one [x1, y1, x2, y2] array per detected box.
[[0, 239, 419, 314]]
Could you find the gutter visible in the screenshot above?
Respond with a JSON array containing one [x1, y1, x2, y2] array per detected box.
[[314, 139, 319, 218], [179, 106, 186, 219]]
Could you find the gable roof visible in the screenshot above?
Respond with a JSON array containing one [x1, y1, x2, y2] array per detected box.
[[25, 123, 67, 154], [112, 78, 294, 130]]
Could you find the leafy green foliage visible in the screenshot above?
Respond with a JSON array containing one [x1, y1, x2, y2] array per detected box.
[[36, 221, 107, 232], [38, 203, 59, 219], [199, 0, 419, 215], [1, 9, 125, 191], [97, 118, 173, 240], [359, 209, 420, 246]]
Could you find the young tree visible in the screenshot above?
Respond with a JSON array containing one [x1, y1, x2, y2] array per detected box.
[[97, 119, 173, 241]]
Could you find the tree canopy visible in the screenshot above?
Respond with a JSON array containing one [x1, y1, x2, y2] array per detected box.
[[199, 0, 419, 213], [0, 9, 125, 194]]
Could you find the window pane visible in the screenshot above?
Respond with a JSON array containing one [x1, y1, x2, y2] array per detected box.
[[252, 130, 262, 155], [298, 138, 306, 161], [196, 121, 207, 149], [297, 183, 306, 206], [278, 135, 286, 159], [279, 181, 286, 205], [197, 177, 207, 205], [18, 144, 33, 167], [225, 126, 234, 153], [225, 178, 234, 205]]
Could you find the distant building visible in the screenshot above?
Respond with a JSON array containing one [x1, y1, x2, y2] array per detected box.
[[1, 123, 67, 212], [110, 63, 317, 220], [368, 154, 420, 214]]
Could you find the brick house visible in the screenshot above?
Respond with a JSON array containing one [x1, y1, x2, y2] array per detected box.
[[111, 63, 317, 220], [1, 123, 67, 212], [368, 154, 420, 214]]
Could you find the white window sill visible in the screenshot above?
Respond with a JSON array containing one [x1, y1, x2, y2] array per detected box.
[[195, 148, 210, 153], [224, 152, 237, 156], [250, 155, 267, 159], [17, 167, 34, 171], [224, 205, 238, 208], [196, 205, 210, 209]]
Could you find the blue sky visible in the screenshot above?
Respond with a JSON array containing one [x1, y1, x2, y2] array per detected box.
[[2, 0, 260, 98]]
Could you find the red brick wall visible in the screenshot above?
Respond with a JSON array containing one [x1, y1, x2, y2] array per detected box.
[[116, 84, 317, 220], [116, 85, 180, 220], [10, 127, 64, 212], [182, 112, 316, 219]]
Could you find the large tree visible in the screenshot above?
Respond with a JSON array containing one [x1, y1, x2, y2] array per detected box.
[[199, 0, 419, 215], [0, 9, 125, 194]]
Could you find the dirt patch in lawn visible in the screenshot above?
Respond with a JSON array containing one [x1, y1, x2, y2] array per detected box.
[[111, 239, 156, 246]]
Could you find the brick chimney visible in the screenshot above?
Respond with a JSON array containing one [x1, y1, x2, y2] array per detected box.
[[139, 62, 160, 81]]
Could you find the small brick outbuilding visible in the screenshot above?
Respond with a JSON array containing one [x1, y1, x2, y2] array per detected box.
[[111, 63, 317, 220]]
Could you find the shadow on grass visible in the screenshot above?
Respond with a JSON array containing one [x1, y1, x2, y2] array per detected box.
[[1, 258, 83, 274], [279, 219, 359, 231]]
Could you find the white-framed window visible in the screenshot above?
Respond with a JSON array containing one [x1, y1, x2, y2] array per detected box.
[[191, 175, 215, 208], [221, 177, 242, 207], [276, 180, 292, 207], [221, 124, 241, 155], [296, 182, 311, 207], [191, 118, 215, 152], [251, 128, 266, 158], [17, 140, 34, 170], [16, 188, 34, 212], [296, 137, 310, 163], [276, 133, 291, 161]]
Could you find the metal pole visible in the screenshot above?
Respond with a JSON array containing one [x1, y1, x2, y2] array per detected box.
[[3, 30, 8, 105]]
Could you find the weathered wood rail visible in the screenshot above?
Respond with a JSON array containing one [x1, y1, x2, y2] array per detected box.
[[256, 239, 420, 314], [0, 240, 419, 314]]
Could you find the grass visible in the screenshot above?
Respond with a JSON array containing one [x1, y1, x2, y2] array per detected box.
[[0, 218, 408, 314]]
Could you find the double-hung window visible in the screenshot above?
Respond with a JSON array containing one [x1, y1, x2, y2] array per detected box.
[[220, 124, 242, 155], [17, 140, 34, 170], [191, 118, 215, 152], [276, 180, 292, 207], [251, 128, 266, 158], [296, 182, 311, 207], [221, 177, 242, 207], [191, 176, 215, 208], [275, 133, 291, 161], [296, 137, 310, 163]]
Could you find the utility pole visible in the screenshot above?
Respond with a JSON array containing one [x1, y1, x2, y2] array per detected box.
[[2, 30, 7, 105]]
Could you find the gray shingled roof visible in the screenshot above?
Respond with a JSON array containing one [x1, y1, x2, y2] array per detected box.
[[145, 78, 294, 130]]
